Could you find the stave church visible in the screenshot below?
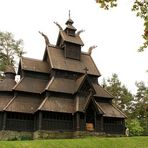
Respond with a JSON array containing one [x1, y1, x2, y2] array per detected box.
[[0, 15, 126, 139]]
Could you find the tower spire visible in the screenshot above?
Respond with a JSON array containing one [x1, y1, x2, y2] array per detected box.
[[69, 10, 71, 19]]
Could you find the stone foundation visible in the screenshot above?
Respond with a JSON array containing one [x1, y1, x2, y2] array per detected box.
[[33, 130, 74, 139], [0, 130, 123, 140], [0, 130, 33, 141]]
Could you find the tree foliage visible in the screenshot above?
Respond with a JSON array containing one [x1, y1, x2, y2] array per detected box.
[[133, 81, 148, 135], [102, 74, 148, 135], [102, 73, 133, 114], [0, 31, 24, 74], [96, 0, 148, 51], [95, 0, 117, 10], [127, 119, 144, 136]]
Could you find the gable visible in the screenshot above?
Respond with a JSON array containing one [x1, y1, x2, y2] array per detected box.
[[18, 57, 49, 75], [47, 46, 101, 76]]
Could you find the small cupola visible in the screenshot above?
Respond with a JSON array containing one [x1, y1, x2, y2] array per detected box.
[[4, 65, 16, 79], [65, 17, 76, 36]]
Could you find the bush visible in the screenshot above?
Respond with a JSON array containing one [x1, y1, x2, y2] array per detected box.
[[127, 119, 144, 136]]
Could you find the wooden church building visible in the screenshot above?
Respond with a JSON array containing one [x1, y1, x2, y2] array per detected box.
[[0, 15, 126, 139]]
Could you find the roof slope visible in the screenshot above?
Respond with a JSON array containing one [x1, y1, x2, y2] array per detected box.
[[92, 84, 113, 98], [0, 79, 16, 92], [59, 31, 84, 46], [5, 95, 41, 113], [47, 47, 100, 76], [38, 96, 74, 113], [96, 102, 126, 118], [19, 57, 49, 74], [46, 77, 75, 94], [0, 95, 13, 111], [13, 77, 48, 93], [46, 75, 86, 94]]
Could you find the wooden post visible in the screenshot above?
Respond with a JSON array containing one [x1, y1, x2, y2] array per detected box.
[[72, 114, 74, 131], [94, 111, 96, 131], [84, 113, 86, 131], [76, 112, 80, 131], [101, 116, 103, 132], [2, 112, 7, 130], [38, 112, 42, 130], [33, 115, 36, 131]]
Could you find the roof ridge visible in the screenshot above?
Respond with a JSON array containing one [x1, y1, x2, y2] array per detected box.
[[75, 74, 86, 92], [45, 76, 55, 90], [37, 97, 48, 111], [95, 101, 105, 114]]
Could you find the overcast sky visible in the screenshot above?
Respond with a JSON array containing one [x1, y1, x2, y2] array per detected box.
[[0, 0, 148, 93]]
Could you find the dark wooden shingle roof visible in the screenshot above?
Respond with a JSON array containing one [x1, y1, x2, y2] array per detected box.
[[0, 95, 13, 111], [46, 77, 75, 94], [47, 47, 101, 76], [19, 57, 49, 74], [0, 79, 16, 92], [95, 102, 126, 118], [13, 77, 48, 93], [59, 31, 84, 46], [38, 96, 74, 113], [4, 96, 41, 113], [92, 84, 113, 98]]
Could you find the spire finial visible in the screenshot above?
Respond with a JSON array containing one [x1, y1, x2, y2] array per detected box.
[[69, 10, 71, 19]]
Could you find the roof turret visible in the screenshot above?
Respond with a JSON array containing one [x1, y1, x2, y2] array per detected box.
[[64, 11, 76, 36]]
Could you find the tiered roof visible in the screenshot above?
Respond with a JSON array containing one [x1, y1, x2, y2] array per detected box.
[[0, 16, 126, 119]]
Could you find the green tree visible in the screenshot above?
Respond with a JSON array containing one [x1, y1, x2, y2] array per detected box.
[[102, 73, 133, 114], [133, 81, 148, 135], [96, 0, 148, 51], [127, 119, 144, 136], [0, 31, 24, 77]]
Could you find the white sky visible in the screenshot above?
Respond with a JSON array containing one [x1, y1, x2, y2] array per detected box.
[[0, 0, 148, 93]]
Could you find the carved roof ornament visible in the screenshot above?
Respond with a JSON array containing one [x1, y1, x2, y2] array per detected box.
[[38, 31, 50, 47], [54, 22, 63, 31], [76, 29, 85, 36], [87, 45, 97, 55]]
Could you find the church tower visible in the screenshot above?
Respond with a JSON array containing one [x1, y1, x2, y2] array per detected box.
[[56, 12, 84, 60]]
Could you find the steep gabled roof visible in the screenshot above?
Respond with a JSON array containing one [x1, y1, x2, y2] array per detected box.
[[92, 84, 113, 99], [38, 96, 74, 113], [18, 57, 49, 74], [95, 101, 126, 118], [57, 31, 84, 46], [47, 46, 101, 76], [13, 77, 48, 94]]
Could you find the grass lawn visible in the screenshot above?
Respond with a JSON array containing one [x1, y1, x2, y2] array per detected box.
[[0, 136, 147, 148]]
